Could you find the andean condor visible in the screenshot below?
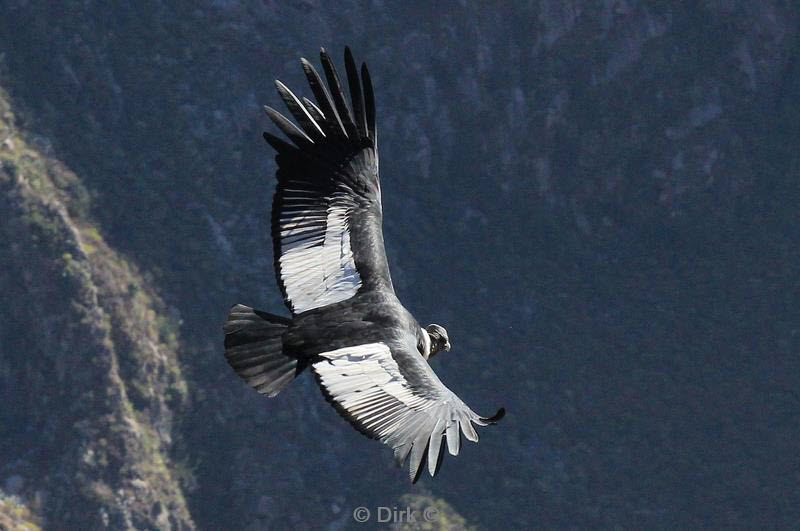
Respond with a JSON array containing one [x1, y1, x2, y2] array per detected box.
[[224, 47, 504, 482]]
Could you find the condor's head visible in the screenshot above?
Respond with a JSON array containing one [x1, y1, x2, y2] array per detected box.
[[419, 323, 450, 360]]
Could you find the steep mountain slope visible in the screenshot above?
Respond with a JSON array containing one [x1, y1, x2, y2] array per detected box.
[[0, 490, 40, 530], [0, 87, 192, 529]]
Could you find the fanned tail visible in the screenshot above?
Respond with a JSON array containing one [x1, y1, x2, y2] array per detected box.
[[223, 304, 300, 397]]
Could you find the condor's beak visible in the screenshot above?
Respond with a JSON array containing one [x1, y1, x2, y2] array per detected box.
[[444, 342, 451, 352]]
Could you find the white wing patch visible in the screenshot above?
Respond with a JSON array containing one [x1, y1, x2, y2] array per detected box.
[[313, 342, 494, 480], [278, 192, 362, 313]]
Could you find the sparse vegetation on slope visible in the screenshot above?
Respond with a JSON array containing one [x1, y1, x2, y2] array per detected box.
[[0, 87, 192, 529]]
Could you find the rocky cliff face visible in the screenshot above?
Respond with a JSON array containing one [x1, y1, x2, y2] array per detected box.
[[1, 1, 798, 529], [0, 88, 192, 528], [0, 489, 40, 530]]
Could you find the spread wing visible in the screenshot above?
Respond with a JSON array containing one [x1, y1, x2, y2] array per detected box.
[[263, 47, 392, 315], [312, 342, 505, 482]]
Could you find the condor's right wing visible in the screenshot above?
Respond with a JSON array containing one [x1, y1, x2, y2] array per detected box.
[[312, 341, 505, 483]]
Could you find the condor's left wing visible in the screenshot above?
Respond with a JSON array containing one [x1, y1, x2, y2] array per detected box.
[[263, 48, 393, 315]]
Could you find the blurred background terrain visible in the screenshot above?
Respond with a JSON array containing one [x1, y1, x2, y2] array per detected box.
[[0, 1, 798, 529]]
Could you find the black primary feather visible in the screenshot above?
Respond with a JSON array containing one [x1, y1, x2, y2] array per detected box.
[[263, 105, 313, 149], [320, 47, 359, 141], [300, 57, 348, 138], [274, 80, 325, 141], [344, 46, 368, 140], [302, 97, 326, 124], [361, 62, 377, 145]]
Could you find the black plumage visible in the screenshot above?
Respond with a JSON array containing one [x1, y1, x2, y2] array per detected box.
[[224, 47, 504, 482]]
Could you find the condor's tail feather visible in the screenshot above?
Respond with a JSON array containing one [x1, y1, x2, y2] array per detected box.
[[224, 304, 299, 397]]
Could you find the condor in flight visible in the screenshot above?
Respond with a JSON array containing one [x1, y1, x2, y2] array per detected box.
[[224, 47, 504, 482]]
